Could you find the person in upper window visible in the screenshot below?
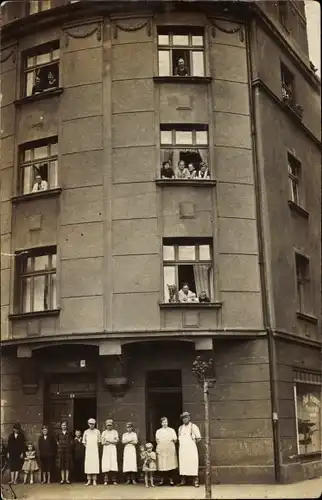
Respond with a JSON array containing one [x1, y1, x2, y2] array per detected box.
[[175, 160, 189, 179], [32, 75, 43, 95], [160, 160, 175, 179], [198, 291, 210, 303], [32, 175, 48, 192], [187, 163, 197, 179], [174, 58, 189, 77], [178, 283, 198, 303], [44, 67, 58, 91], [197, 162, 210, 179]]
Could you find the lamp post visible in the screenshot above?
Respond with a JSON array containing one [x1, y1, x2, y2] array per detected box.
[[192, 355, 215, 500]]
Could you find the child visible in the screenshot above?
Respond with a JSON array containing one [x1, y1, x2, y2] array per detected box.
[[22, 443, 38, 484], [38, 425, 57, 484], [141, 443, 156, 488], [122, 422, 138, 485], [72, 430, 85, 482]]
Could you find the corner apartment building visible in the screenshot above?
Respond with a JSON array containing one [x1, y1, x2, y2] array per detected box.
[[0, 0, 321, 484]]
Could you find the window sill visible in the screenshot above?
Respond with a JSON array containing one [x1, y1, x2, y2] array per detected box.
[[12, 188, 62, 204], [296, 311, 318, 325], [14, 87, 64, 106], [160, 302, 222, 309], [282, 99, 304, 121], [289, 451, 322, 462], [156, 179, 216, 187], [9, 309, 60, 320], [288, 200, 309, 219], [153, 76, 212, 85]]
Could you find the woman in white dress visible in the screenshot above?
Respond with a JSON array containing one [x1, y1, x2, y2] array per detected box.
[[101, 419, 119, 485], [178, 411, 201, 487], [82, 418, 101, 486], [122, 422, 138, 484], [155, 417, 177, 486]]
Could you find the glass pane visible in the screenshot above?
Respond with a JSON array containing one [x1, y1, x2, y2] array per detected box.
[[199, 245, 211, 260], [50, 160, 58, 188], [26, 257, 33, 272], [175, 131, 193, 145], [50, 142, 58, 156], [23, 278, 32, 313], [36, 52, 51, 65], [196, 131, 208, 145], [158, 50, 170, 76], [23, 166, 32, 195], [26, 72, 34, 97], [163, 245, 175, 261], [163, 266, 176, 303], [296, 384, 321, 454], [27, 56, 35, 68], [34, 255, 49, 271], [23, 149, 32, 162], [34, 145, 48, 159], [52, 48, 60, 61], [158, 34, 169, 45], [192, 51, 205, 77], [41, 0, 51, 10], [51, 274, 57, 309], [173, 34, 189, 46], [33, 275, 46, 311], [52, 254, 57, 269], [160, 130, 172, 145], [178, 246, 195, 260], [192, 35, 204, 46], [29, 1, 39, 14]]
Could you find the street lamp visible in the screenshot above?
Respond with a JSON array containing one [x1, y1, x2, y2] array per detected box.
[[192, 355, 215, 500]]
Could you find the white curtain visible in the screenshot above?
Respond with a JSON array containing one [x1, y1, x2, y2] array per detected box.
[[193, 265, 211, 298]]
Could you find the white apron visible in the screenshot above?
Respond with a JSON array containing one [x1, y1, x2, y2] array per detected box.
[[101, 429, 119, 472], [122, 432, 138, 472], [82, 428, 100, 474], [156, 427, 178, 471], [178, 423, 201, 476]]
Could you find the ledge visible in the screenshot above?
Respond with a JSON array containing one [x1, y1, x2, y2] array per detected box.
[[288, 200, 309, 219], [153, 76, 212, 85], [296, 312, 318, 325], [289, 451, 322, 462], [160, 302, 222, 309], [14, 87, 64, 106], [9, 309, 60, 321], [12, 188, 62, 204], [156, 179, 216, 187]]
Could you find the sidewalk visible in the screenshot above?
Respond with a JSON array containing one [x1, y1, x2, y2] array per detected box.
[[4, 478, 322, 500]]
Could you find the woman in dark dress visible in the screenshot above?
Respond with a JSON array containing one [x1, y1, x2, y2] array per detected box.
[[56, 421, 73, 484], [38, 425, 57, 484], [7, 423, 25, 484]]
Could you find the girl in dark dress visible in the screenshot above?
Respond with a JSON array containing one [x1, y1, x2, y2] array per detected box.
[[38, 425, 57, 484], [56, 421, 73, 484], [7, 423, 25, 484]]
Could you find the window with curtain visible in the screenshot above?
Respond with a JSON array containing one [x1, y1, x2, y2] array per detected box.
[[294, 381, 321, 454], [17, 247, 57, 313], [163, 239, 213, 303], [23, 41, 60, 97]]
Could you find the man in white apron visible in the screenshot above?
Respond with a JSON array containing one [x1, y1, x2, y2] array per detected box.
[[178, 411, 201, 487]]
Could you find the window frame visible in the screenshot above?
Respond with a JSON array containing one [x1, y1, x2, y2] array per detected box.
[[16, 246, 57, 314], [19, 137, 58, 195], [22, 40, 60, 99], [295, 252, 311, 314], [281, 63, 295, 103], [293, 379, 322, 455], [157, 26, 205, 78], [29, 0, 51, 15], [287, 152, 302, 206]]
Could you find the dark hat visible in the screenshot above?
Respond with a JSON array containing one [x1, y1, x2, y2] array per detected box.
[[180, 411, 190, 419], [13, 422, 21, 430]]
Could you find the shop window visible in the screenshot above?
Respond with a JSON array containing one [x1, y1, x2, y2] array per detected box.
[[288, 153, 302, 206], [294, 382, 321, 454], [160, 125, 209, 180], [29, 1, 51, 15], [163, 238, 213, 303], [19, 138, 58, 195], [295, 253, 311, 314], [281, 63, 295, 103], [23, 41, 60, 97], [16, 247, 57, 313], [158, 27, 205, 77]]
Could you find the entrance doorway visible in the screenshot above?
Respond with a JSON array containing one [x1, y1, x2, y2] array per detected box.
[[146, 370, 183, 443], [73, 397, 97, 433]]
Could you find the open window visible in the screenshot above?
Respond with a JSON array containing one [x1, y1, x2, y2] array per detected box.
[[281, 63, 295, 103], [23, 41, 60, 98], [19, 138, 58, 195]]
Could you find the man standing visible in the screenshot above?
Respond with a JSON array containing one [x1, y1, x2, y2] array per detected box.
[[178, 412, 201, 487]]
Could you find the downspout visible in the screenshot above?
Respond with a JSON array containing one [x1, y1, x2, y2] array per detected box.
[[246, 17, 282, 483]]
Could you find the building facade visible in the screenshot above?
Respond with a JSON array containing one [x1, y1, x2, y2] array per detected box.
[[0, 0, 321, 484]]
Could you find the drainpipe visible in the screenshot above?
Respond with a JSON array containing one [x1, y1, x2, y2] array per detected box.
[[246, 17, 282, 483]]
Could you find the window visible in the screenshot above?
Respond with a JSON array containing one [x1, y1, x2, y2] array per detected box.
[[288, 153, 301, 205], [294, 381, 321, 454], [160, 125, 209, 179], [163, 239, 213, 303], [19, 138, 58, 195], [29, 1, 51, 15], [278, 1, 289, 29], [24, 41, 60, 97], [281, 64, 295, 103], [16, 247, 57, 313], [158, 27, 205, 77], [295, 253, 311, 314]]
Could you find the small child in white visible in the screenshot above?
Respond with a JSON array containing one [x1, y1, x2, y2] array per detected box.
[[22, 443, 39, 484], [141, 443, 156, 488]]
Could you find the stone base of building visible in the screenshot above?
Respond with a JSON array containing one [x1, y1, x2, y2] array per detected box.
[[280, 460, 322, 483]]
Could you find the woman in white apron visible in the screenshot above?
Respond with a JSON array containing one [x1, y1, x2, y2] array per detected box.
[[122, 422, 138, 484], [101, 419, 119, 485], [178, 411, 201, 487], [82, 418, 101, 486], [155, 416, 177, 485]]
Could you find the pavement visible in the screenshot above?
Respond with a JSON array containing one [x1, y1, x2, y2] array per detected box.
[[2, 478, 322, 500]]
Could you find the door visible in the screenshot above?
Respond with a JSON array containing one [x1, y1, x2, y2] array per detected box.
[[73, 397, 97, 433], [47, 397, 74, 432]]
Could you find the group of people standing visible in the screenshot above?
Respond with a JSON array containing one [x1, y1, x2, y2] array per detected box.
[[1, 412, 201, 488]]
